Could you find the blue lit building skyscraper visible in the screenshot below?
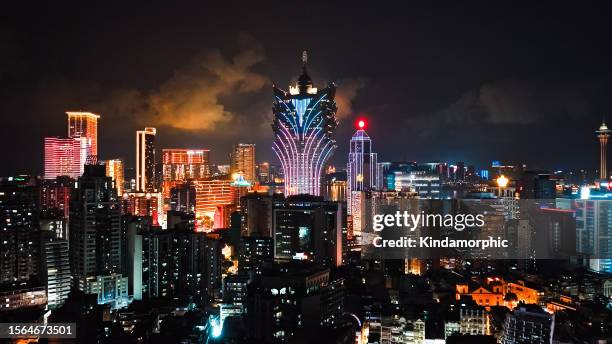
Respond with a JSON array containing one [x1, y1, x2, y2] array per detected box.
[[272, 52, 338, 196], [347, 119, 378, 236]]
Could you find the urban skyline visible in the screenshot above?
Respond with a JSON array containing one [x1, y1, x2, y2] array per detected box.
[[2, 3, 612, 175], [3, 3, 612, 344]]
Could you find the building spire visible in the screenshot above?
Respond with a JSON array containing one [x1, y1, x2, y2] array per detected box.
[[297, 50, 313, 92]]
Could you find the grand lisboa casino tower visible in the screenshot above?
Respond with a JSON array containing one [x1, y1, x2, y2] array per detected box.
[[272, 52, 338, 196]]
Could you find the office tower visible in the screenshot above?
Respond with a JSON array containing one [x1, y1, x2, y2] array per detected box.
[[272, 52, 338, 196], [597, 121, 611, 179], [502, 304, 554, 344], [162, 148, 210, 197], [239, 236, 273, 274], [272, 195, 344, 267], [44, 136, 87, 179], [347, 120, 378, 236], [0, 176, 40, 287], [136, 127, 156, 192], [231, 143, 256, 183], [41, 234, 71, 309], [69, 163, 126, 308], [67, 111, 99, 157], [105, 158, 125, 196]]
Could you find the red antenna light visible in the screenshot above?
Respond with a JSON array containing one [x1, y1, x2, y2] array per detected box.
[[357, 119, 366, 129]]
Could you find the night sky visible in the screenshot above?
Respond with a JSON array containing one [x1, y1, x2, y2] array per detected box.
[[1, 2, 611, 176]]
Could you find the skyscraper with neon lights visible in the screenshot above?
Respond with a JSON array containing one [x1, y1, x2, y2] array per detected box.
[[347, 120, 378, 236], [136, 127, 156, 192], [44, 136, 87, 179], [105, 158, 125, 196], [67, 111, 99, 157], [272, 52, 338, 196]]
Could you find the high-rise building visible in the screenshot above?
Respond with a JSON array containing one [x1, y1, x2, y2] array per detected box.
[[41, 233, 71, 309], [272, 195, 344, 267], [558, 196, 612, 272], [231, 143, 256, 183], [348, 119, 378, 193], [122, 215, 154, 300], [67, 111, 99, 157], [136, 127, 156, 192], [239, 192, 282, 237], [39, 176, 72, 239], [145, 228, 221, 304], [347, 120, 378, 236], [272, 52, 338, 196], [0, 176, 46, 312], [502, 304, 554, 344], [596, 121, 611, 180], [0, 176, 40, 287], [105, 158, 125, 196], [161, 148, 210, 197], [69, 163, 124, 306], [44, 137, 87, 179]]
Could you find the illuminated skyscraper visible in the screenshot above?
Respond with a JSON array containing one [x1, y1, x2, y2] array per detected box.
[[136, 127, 156, 192], [105, 158, 125, 196], [596, 121, 611, 179], [231, 143, 256, 183], [44, 137, 87, 179], [347, 119, 378, 236], [67, 111, 99, 157], [162, 148, 210, 197], [272, 52, 338, 196]]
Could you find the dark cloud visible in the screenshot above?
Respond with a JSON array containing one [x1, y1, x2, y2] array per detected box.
[[335, 78, 367, 119], [406, 79, 598, 138]]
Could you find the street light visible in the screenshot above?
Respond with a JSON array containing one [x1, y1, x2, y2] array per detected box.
[[496, 175, 509, 197]]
